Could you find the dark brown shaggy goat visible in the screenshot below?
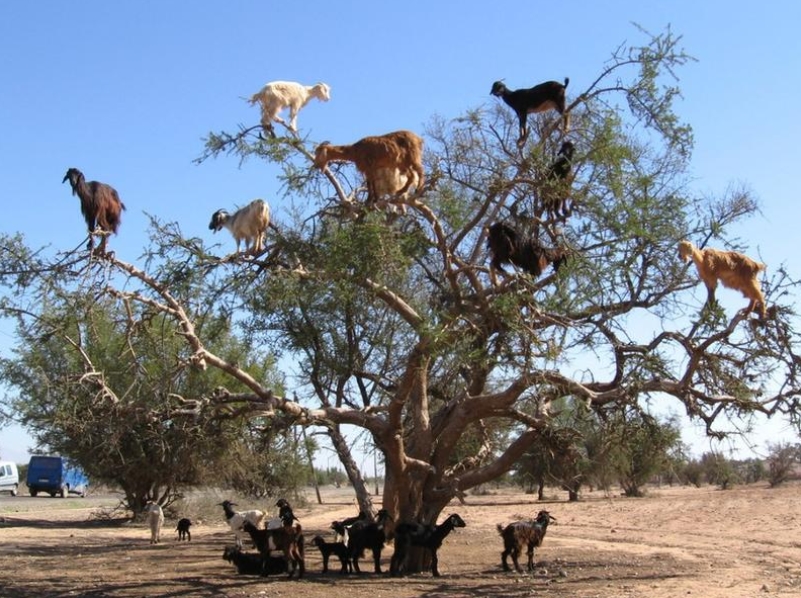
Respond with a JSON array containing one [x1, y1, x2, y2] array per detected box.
[[62, 167, 126, 255], [486, 222, 568, 286], [497, 510, 556, 573], [490, 78, 570, 145]]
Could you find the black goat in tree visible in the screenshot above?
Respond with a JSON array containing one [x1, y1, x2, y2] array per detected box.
[[490, 78, 570, 146], [390, 513, 466, 577], [539, 140, 576, 221], [62, 167, 126, 255], [486, 222, 568, 286]]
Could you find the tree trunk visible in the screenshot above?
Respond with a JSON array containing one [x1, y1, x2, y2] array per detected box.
[[329, 426, 374, 515]]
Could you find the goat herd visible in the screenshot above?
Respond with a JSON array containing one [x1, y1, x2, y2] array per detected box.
[[62, 76, 769, 319], [150, 498, 558, 580]]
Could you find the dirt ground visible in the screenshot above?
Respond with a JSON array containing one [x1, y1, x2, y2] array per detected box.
[[1, 482, 800, 598]]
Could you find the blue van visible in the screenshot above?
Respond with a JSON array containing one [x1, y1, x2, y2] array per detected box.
[[26, 455, 89, 498]]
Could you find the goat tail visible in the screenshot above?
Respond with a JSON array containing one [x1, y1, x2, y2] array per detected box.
[[496, 523, 505, 535]]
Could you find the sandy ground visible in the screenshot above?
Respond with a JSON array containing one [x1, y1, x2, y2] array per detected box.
[[1, 482, 800, 597]]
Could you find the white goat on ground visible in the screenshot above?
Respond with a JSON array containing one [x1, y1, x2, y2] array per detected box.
[[249, 80, 331, 134], [208, 198, 271, 255], [219, 499, 266, 549], [144, 500, 164, 545]]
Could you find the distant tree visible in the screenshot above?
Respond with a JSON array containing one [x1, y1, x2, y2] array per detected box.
[[608, 411, 683, 497], [0, 297, 293, 511], [700, 451, 738, 489], [766, 442, 800, 487]]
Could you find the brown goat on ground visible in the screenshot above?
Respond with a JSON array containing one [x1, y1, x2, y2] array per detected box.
[[678, 240, 767, 318], [490, 78, 570, 145], [486, 222, 568, 286], [242, 517, 305, 579], [208, 199, 271, 255], [62, 168, 126, 255], [497, 510, 556, 573], [313, 130, 425, 206]]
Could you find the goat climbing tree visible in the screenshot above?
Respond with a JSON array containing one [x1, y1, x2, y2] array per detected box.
[[1, 27, 800, 543]]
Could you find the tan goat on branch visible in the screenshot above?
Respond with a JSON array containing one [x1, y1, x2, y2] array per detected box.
[[678, 240, 767, 318], [313, 130, 425, 206]]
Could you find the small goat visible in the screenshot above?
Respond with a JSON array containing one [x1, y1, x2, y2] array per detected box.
[[346, 508, 394, 574], [266, 498, 299, 530], [222, 546, 288, 576], [497, 510, 556, 573], [311, 535, 352, 574], [314, 130, 425, 205], [62, 167, 126, 255], [144, 500, 164, 545], [208, 198, 270, 256], [218, 500, 265, 549], [678, 240, 767, 318], [390, 513, 466, 577], [176, 517, 192, 541], [249, 80, 331, 135], [242, 516, 305, 579], [490, 78, 570, 145], [539, 140, 575, 221], [486, 222, 567, 286]]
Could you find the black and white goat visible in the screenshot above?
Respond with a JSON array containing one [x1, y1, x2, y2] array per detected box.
[[497, 510, 556, 573], [346, 508, 394, 574], [539, 140, 575, 221], [218, 499, 265, 549], [331, 510, 368, 544], [486, 222, 568, 286], [390, 513, 466, 577], [490, 78, 570, 145], [311, 535, 352, 574], [208, 198, 271, 256]]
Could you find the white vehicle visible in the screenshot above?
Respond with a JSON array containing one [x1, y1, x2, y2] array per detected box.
[[0, 461, 20, 496]]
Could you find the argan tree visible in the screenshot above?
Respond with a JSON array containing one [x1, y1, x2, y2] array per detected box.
[[1, 27, 799, 546]]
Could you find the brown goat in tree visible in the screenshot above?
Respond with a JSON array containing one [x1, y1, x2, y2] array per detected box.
[[62, 168, 126, 255], [678, 240, 767, 318], [313, 130, 425, 206]]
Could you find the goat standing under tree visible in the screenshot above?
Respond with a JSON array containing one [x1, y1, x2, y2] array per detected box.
[[390, 513, 466, 577], [62, 167, 126, 255]]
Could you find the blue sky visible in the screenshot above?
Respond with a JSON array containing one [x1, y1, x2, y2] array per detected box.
[[1, 1, 799, 465]]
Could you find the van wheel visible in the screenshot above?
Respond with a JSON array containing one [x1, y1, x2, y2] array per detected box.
[[11, 485, 18, 497], [30, 488, 38, 497], [60, 486, 67, 498]]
